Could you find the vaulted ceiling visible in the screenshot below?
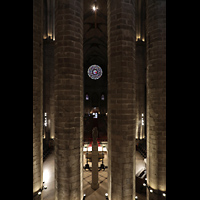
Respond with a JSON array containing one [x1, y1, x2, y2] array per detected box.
[[83, 0, 107, 69], [43, 0, 146, 72]]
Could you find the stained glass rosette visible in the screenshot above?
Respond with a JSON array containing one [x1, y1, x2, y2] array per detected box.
[[87, 65, 103, 80]]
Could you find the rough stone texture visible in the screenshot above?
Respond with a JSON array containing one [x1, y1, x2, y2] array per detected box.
[[33, 0, 43, 199], [34, 0, 166, 199], [91, 143, 99, 190], [107, 0, 136, 199], [146, 0, 166, 199], [54, 0, 83, 199]]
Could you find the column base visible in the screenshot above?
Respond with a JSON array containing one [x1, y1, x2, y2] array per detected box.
[[147, 188, 166, 200], [91, 183, 99, 190], [33, 190, 43, 200]]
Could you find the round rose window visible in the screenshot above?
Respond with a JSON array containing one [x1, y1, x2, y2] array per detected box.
[[87, 65, 103, 80]]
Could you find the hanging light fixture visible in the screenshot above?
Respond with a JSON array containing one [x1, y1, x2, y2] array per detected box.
[[92, 0, 98, 28], [93, 5, 97, 11], [93, 0, 98, 11]]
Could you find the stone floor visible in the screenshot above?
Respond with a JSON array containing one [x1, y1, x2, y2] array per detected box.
[[42, 149, 146, 200], [83, 151, 108, 200], [43, 152, 54, 200]]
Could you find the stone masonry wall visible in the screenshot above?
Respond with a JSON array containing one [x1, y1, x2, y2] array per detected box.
[[146, 0, 166, 199], [107, 0, 136, 199], [54, 0, 83, 199], [33, 0, 43, 199]]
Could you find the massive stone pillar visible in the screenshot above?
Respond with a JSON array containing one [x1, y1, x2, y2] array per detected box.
[[146, 0, 166, 199], [33, 0, 43, 199], [107, 0, 136, 199], [54, 0, 83, 199], [91, 127, 99, 190]]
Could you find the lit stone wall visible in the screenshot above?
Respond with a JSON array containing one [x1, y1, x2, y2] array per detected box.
[[43, 39, 55, 139], [135, 0, 146, 140], [135, 41, 146, 140], [107, 0, 136, 199], [146, 0, 166, 199], [33, 0, 43, 199], [54, 0, 83, 199]]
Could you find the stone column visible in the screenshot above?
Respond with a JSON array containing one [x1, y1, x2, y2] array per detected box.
[[91, 127, 99, 190], [146, 0, 166, 199], [54, 0, 83, 199], [107, 0, 136, 199], [91, 143, 99, 190], [33, 0, 43, 199]]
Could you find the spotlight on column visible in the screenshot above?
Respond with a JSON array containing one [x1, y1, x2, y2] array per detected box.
[[105, 193, 109, 200], [83, 194, 86, 199], [163, 193, 166, 197], [43, 185, 47, 189], [43, 181, 47, 190]]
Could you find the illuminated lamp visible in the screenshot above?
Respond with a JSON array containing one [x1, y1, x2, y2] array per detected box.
[[105, 193, 109, 199]]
